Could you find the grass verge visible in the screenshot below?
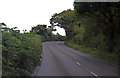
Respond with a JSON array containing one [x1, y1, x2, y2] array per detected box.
[[65, 41, 118, 65]]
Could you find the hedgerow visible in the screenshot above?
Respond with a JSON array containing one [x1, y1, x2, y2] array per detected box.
[[2, 27, 42, 76]]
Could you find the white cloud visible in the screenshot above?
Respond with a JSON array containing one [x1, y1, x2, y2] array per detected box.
[[0, 0, 74, 35]]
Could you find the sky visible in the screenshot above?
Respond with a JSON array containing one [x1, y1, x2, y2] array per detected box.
[[0, 0, 74, 36]]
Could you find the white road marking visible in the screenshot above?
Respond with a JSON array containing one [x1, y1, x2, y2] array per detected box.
[[75, 61, 99, 77], [90, 72, 98, 77], [75, 61, 81, 66]]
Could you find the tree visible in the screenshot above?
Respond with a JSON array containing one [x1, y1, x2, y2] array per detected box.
[[0, 22, 6, 26], [50, 10, 78, 40], [31, 24, 47, 35], [31, 24, 53, 41], [74, 2, 120, 52]]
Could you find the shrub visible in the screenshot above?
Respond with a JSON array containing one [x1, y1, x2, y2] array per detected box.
[[2, 28, 42, 76]]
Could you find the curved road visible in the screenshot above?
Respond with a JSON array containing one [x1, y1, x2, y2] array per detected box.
[[36, 41, 118, 76]]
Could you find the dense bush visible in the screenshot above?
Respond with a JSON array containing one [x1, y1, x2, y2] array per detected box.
[[2, 27, 42, 76]]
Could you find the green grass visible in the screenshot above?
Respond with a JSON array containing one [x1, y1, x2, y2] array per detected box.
[[66, 41, 118, 65]]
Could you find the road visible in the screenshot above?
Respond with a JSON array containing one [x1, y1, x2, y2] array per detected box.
[[36, 41, 118, 76]]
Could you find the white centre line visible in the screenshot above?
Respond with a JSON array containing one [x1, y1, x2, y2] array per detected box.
[[75, 61, 99, 77], [90, 72, 98, 77], [75, 61, 81, 66]]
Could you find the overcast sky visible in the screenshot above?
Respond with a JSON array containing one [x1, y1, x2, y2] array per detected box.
[[0, 0, 74, 36]]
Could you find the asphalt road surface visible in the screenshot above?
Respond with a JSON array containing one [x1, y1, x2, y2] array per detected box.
[[36, 41, 118, 76]]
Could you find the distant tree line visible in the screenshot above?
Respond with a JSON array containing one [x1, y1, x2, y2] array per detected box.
[[30, 24, 66, 41]]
